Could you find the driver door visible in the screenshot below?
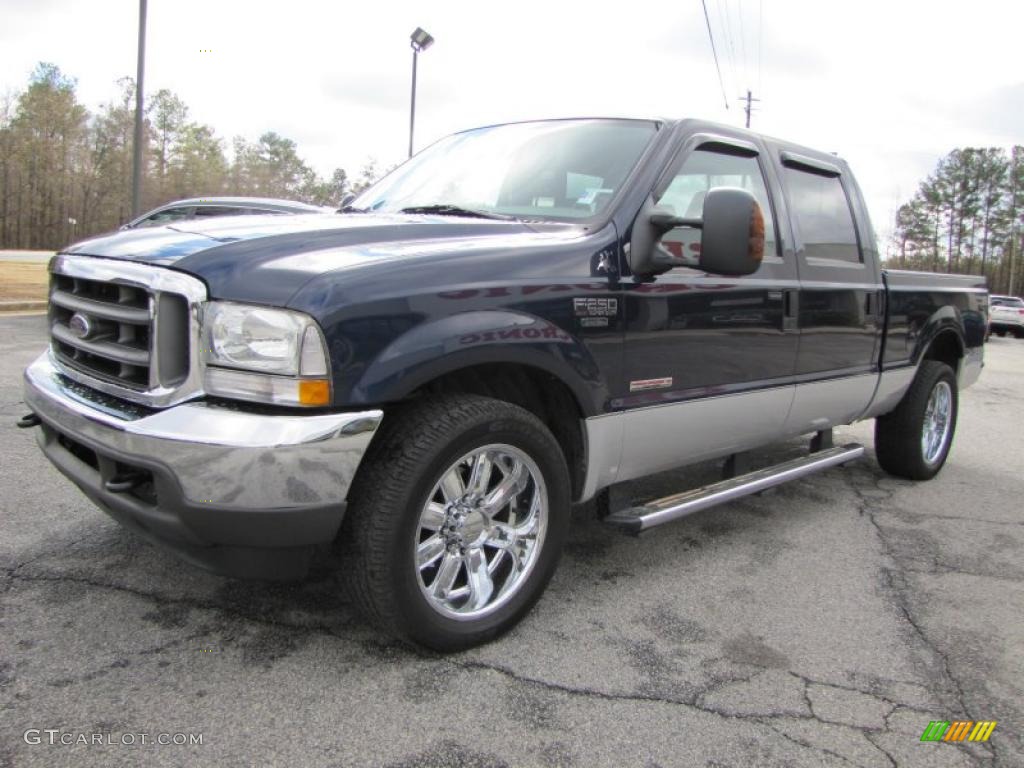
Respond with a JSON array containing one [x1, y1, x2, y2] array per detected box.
[[616, 134, 801, 481]]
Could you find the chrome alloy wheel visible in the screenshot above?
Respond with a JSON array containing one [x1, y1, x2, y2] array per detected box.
[[414, 444, 548, 621], [921, 380, 953, 465]]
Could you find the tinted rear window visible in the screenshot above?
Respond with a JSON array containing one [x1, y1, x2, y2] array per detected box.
[[783, 167, 861, 263]]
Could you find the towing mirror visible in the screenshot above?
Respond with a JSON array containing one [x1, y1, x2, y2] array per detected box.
[[631, 187, 765, 277]]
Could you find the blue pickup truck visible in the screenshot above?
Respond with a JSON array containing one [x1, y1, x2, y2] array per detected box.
[[20, 118, 987, 650]]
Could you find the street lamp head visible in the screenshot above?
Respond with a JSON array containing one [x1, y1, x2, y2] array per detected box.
[[410, 27, 434, 52]]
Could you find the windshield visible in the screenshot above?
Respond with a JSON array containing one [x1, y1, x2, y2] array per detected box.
[[353, 119, 658, 221]]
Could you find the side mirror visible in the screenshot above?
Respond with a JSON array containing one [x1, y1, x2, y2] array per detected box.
[[630, 187, 766, 277], [338, 193, 357, 212]]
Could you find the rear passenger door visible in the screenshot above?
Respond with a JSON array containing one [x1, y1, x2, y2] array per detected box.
[[777, 151, 884, 433]]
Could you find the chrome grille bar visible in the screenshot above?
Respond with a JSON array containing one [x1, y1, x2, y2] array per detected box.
[[51, 324, 151, 367], [48, 255, 207, 407], [50, 288, 152, 324]]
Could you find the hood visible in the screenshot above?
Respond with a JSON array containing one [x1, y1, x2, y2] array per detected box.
[[63, 213, 575, 306]]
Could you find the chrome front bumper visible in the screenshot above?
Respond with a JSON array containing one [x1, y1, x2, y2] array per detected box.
[[23, 352, 382, 578]]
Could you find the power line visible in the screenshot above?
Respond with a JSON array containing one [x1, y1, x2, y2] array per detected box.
[[701, 0, 730, 110], [716, 0, 740, 96], [738, 0, 749, 89], [757, 0, 763, 93]]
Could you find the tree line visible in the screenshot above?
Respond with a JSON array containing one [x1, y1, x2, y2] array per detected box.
[[0, 63, 381, 250], [891, 145, 1023, 296]]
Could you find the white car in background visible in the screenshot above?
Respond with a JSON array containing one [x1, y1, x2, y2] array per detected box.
[[990, 295, 1024, 338]]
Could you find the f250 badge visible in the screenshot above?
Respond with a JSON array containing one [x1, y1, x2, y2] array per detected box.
[[573, 297, 617, 327]]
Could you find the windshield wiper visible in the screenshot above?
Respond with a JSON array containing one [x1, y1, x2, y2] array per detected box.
[[399, 204, 514, 221]]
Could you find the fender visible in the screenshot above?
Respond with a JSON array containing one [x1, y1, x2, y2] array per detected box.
[[346, 310, 607, 415], [911, 305, 965, 366]]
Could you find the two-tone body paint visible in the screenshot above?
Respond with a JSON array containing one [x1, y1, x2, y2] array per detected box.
[[57, 118, 986, 438]]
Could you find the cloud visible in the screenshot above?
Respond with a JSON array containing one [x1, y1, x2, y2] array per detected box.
[[1, 0, 1022, 240], [966, 82, 1024, 145], [321, 71, 415, 113]]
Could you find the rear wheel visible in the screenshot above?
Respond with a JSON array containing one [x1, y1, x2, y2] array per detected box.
[[875, 361, 958, 480], [340, 395, 570, 651]]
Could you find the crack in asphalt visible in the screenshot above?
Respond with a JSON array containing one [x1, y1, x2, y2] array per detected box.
[[3, 457, 1014, 766], [447, 657, 901, 767], [760, 722, 869, 768], [844, 466, 999, 764], [860, 732, 898, 768], [3, 563, 947, 768]]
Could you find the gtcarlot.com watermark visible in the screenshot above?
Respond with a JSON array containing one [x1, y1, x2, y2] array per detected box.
[[24, 729, 203, 747]]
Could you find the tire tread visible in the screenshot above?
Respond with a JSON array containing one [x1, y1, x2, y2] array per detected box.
[[340, 394, 567, 647], [874, 360, 957, 480]]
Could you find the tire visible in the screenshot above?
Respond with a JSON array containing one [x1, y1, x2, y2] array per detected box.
[[874, 361, 958, 481], [340, 394, 571, 652]]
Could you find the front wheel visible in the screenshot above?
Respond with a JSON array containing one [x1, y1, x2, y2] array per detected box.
[[874, 361, 958, 480], [340, 395, 571, 651]]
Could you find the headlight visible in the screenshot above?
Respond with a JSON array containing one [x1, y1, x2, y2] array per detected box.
[[203, 302, 331, 407]]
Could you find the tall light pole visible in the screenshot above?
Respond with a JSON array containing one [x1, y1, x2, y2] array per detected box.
[[408, 27, 434, 158], [131, 0, 147, 217]]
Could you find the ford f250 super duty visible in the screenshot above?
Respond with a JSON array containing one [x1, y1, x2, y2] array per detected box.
[[19, 118, 987, 650]]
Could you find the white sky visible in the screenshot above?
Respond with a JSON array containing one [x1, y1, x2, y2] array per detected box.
[[2, 0, 1022, 246]]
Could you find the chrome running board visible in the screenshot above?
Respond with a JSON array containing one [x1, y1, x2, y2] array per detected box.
[[604, 443, 864, 533]]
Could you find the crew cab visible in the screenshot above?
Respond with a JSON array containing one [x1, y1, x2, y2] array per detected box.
[[19, 118, 987, 650]]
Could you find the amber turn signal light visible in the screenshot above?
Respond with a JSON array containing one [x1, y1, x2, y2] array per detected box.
[[298, 379, 331, 406]]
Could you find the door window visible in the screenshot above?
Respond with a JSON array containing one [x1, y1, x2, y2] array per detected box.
[[656, 149, 777, 267], [783, 167, 861, 263]]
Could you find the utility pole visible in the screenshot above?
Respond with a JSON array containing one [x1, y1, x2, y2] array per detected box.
[[1009, 147, 1020, 296], [131, 0, 147, 217], [739, 89, 759, 129]]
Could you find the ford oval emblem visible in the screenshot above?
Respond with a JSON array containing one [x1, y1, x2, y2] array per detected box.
[[68, 312, 92, 340]]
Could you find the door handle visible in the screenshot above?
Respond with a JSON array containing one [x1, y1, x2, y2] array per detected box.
[[865, 290, 882, 325], [782, 289, 798, 332]]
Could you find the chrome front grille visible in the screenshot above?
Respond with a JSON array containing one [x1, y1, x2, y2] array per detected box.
[[50, 274, 154, 388], [48, 255, 207, 407]]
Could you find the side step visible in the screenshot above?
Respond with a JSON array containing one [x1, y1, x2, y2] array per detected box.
[[604, 443, 864, 533]]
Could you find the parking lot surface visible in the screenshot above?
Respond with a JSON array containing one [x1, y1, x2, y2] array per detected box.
[[1, 313, 1021, 767]]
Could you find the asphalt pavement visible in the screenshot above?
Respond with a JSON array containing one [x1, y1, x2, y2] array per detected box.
[[1, 314, 1021, 767]]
